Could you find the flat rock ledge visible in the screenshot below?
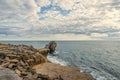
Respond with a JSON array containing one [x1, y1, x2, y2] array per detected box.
[[0, 43, 95, 80], [34, 63, 94, 80]]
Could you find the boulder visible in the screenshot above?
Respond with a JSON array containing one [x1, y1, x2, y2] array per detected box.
[[0, 66, 22, 80]]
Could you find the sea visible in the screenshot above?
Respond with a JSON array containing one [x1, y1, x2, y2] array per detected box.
[[0, 41, 120, 80]]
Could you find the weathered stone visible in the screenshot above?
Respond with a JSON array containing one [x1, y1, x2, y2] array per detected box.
[[38, 48, 49, 57], [34, 52, 47, 64], [0, 66, 22, 80], [1, 62, 10, 68], [37, 74, 49, 80], [45, 41, 57, 54], [15, 69, 21, 76], [34, 63, 95, 80], [7, 54, 19, 59], [27, 59, 35, 66], [8, 63, 17, 69], [20, 60, 26, 66], [21, 71, 29, 76], [9, 59, 19, 63], [17, 66, 26, 72], [0, 53, 6, 59], [32, 74, 38, 79]]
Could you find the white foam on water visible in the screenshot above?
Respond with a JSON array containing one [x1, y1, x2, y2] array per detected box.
[[77, 63, 119, 80], [96, 76, 107, 80], [90, 70, 118, 80], [47, 52, 69, 66], [79, 65, 118, 80], [54, 51, 59, 54], [90, 71, 107, 80]]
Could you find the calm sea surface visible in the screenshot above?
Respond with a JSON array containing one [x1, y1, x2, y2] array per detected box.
[[0, 41, 120, 80]]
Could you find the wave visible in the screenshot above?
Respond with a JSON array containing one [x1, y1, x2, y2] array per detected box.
[[47, 51, 69, 66], [79, 64, 118, 80]]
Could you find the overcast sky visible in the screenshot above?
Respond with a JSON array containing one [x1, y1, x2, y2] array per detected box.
[[0, 0, 120, 40]]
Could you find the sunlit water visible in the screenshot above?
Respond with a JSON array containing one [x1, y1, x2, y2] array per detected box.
[[0, 41, 120, 80]]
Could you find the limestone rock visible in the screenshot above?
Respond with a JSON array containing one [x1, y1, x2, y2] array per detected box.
[[38, 48, 49, 57], [15, 69, 21, 76], [45, 41, 57, 54], [0, 43, 95, 80], [0, 43, 48, 80], [34, 63, 95, 80], [0, 66, 22, 80]]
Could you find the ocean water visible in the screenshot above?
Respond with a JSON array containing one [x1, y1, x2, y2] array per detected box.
[[0, 41, 120, 80]]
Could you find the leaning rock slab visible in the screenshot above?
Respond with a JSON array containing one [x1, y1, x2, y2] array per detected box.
[[38, 48, 49, 57], [34, 63, 95, 80], [0, 66, 22, 80]]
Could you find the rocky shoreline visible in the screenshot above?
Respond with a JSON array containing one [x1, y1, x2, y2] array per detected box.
[[0, 42, 95, 80]]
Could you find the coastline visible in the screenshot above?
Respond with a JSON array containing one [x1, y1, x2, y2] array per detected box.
[[0, 42, 95, 80]]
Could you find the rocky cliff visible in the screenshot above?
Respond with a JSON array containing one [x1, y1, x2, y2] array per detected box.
[[0, 42, 95, 80]]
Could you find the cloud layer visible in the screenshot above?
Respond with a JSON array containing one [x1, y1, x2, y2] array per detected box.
[[0, 0, 120, 40]]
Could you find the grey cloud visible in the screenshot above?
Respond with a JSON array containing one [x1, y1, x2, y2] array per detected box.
[[93, 0, 120, 9], [0, 0, 39, 21], [0, 0, 120, 40], [0, 27, 17, 35], [39, 24, 120, 38]]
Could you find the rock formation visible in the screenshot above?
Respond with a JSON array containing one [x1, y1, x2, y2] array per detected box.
[[0, 43, 48, 80], [45, 41, 57, 54], [0, 66, 22, 80], [0, 42, 95, 80]]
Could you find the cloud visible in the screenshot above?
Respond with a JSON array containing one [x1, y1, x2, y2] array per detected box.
[[35, 0, 51, 7], [0, 0, 39, 22], [0, 0, 120, 40], [91, 33, 108, 38], [0, 34, 94, 41]]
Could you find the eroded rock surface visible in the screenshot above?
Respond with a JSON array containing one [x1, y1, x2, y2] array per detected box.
[[34, 63, 95, 80], [45, 41, 57, 54], [0, 42, 94, 80], [0, 43, 48, 80], [0, 66, 22, 80], [38, 48, 49, 57]]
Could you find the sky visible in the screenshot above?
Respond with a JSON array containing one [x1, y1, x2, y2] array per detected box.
[[0, 0, 120, 40]]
